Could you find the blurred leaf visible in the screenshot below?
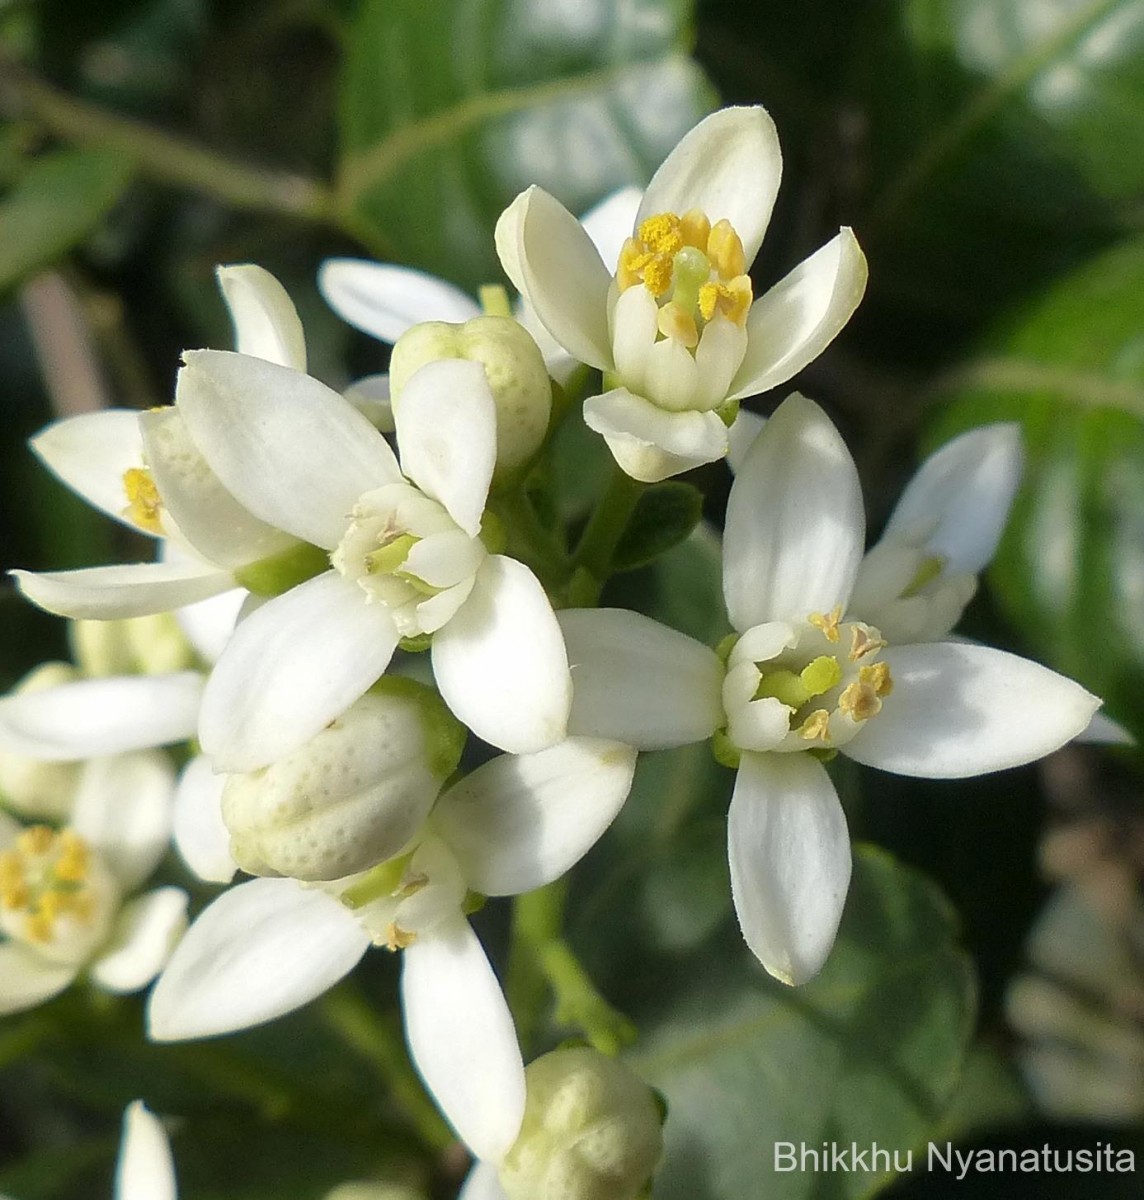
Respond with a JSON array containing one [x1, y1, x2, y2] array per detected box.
[[928, 234, 1144, 738], [336, 0, 714, 290], [613, 481, 703, 572], [0, 149, 134, 294], [623, 847, 975, 1200], [933, 1043, 1030, 1140]]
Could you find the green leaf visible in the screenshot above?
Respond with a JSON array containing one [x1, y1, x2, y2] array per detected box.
[[624, 847, 975, 1200], [927, 234, 1144, 738], [336, 0, 714, 291], [613, 482, 704, 572], [0, 149, 134, 293]]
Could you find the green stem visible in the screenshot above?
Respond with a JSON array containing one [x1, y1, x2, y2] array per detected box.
[[0, 57, 334, 220], [571, 465, 643, 595], [318, 987, 453, 1151], [489, 489, 570, 591]]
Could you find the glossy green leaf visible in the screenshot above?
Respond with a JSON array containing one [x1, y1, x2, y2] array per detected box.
[[623, 847, 975, 1200], [613, 481, 704, 573], [336, 0, 714, 291], [928, 234, 1144, 738], [0, 149, 134, 294]]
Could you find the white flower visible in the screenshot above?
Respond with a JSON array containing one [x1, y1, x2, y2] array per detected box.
[[495, 107, 868, 482], [115, 1101, 177, 1200], [173, 350, 571, 770], [148, 738, 637, 1163], [0, 759, 187, 1014], [13, 266, 318, 624], [558, 395, 1101, 985]]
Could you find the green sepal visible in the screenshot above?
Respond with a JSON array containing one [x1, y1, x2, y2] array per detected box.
[[234, 543, 330, 597], [714, 632, 738, 664], [398, 633, 433, 654], [807, 746, 839, 764], [461, 889, 487, 916], [479, 508, 507, 554], [711, 729, 740, 770], [716, 397, 740, 427]]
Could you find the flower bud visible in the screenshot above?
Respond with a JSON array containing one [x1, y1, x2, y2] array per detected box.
[[0, 663, 83, 820], [499, 1048, 665, 1200], [389, 316, 551, 481], [221, 678, 465, 882], [70, 613, 196, 677], [323, 1185, 425, 1200]]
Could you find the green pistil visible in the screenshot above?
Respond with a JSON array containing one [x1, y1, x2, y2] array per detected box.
[[670, 246, 709, 315], [340, 852, 414, 909], [800, 654, 842, 696], [366, 533, 418, 575], [754, 655, 841, 707], [479, 284, 512, 317], [903, 554, 947, 597]]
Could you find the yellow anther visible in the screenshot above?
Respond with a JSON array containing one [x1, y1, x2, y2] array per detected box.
[[656, 302, 699, 349], [718, 275, 753, 325], [396, 871, 429, 899], [698, 281, 720, 322], [385, 922, 417, 952], [641, 254, 674, 298], [708, 219, 746, 279], [839, 681, 882, 722], [18, 826, 55, 857], [24, 910, 53, 943], [2, 883, 29, 910], [54, 831, 90, 883], [680, 209, 711, 249], [798, 709, 832, 742], [808, 607, 843, 644], [616, 238, 647, 291], [859, 661, 894, 698], [849, 624, 887, 662], [122, 468, 163, 534], [638, 213, 683, 255]]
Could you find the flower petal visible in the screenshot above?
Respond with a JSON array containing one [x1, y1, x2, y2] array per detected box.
[[176, 350, 401, 549], [173, 754, 236, 883], [90, 887, 188, 993], [402, 917, 525, 1161], [1074, 710, 1135, 746], [217, 263, 307, 371], [582, 388, 728, 483], [319, 259, 481, 344], [725, 409, 766, 474], [13, 562, 235, 621], [844, 641, 1102, 778], [148, 877, 369, 1041], [0, 943, 78, 1015], [30, 411, 147, 532], [393, 360, 497, 537], [882, 423, 1023, 574], [140, 406, 298, 569], [728, 228, 867, 400], [0, 672, 202, 761], [638, 106, 782, 264], [174, 587, 245, 665], [580, 185, 644, 270], [431, 556, 570, 754], [434, 737, 637, 895], [116, 1101, 177, 1200], [199, 570, 399, 772], [723, 393, 864, 630], [495, 187, 613, 370], [459, 1161, 509, 1200], [558, 608, 723, 747], [71, 751, 176, 889], [343, 373, 395, 431], [728, 751, 851, 985]]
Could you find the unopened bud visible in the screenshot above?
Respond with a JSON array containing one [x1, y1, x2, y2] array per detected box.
[[0, 663, 83, 820], [499, 1048, 665, 1200], [221, 679, 465, 881], [70, 614, 195, 677], [389, 316, 551, 481], [323, 1185, 425, 1200]]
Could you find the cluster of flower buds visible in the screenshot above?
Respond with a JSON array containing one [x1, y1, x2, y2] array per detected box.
[[0, 105, 1106, 1197]]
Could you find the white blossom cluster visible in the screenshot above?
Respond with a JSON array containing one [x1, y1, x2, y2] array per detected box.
[[0, 106, 1106, 1200]]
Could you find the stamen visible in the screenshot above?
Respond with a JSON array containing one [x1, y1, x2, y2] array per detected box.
[[396, 871, 429, 898], [0, 826, 98, 945], [365, 532, 418, 575], [839, 681, 882, 722], [680, 208, 711, 249], [656, 302, 699, 348], [385, 922, 417, 952], [708, 219, 746, 279], [859, 661, 893, 697], [638, 213, 683, 255], [808, 607, 843, 643], [849, 624, 887, 661], [122, 468, 163, 534], [798, 709, 831, 742]]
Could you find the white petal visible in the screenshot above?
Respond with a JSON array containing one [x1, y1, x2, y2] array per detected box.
[[401, 918, 525, 1161], [725, 410, 767, 474], [495, 187, 613, 370], [845, 642, 1102, 778], [343, 373, 395, 431], [217, 263, 307, 371], [723, 393, 864, 630], [140, 406, 298, 569], [558, 608, 723, 748], [176, 350, 401, 549], [394, 360, 496, 537], [638, 106, 782, 264], [148, 878, 369, 1040], [1074, 710, 1135, 746], [610, 285, 658, 394], [580, 185, 644, 270], [319, 259, 481, 344], [199, 570, 399, 772], [173, 755, 236, 883], [643, 336, 700, 413], [30, 411, 147, 532], [0, 943, 78, 1015], [882, 423, 1023, 574], [582, 388, 728, 483], [728, 228, 867, 400], [116, 1101, 177, 1200], [0, 672, 202, 761], [71, 751, 176, 889], [175, 587, 245, 665], [91, 887, 188, 993], [728, 751, 851, 985], [13, 562, 235, 620], [434, 737, 637, 895], [692, 316, 748, 411], [431, 556, 570, 754], [459, 1161, 509, 1200]]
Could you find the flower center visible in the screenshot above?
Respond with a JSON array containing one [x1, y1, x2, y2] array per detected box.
[[722, 608, 894, 755], [121, 467, 163, 534], [617, 210, 753, 349]]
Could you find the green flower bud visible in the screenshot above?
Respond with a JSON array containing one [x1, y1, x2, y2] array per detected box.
[[500, 1048, 665, 1200], [0, 663, 82, 821], [389, 316, 551, 481], [70, 613, 196, 677], [322, 1185, 425, 1200], [221, 679, 465, 882]]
